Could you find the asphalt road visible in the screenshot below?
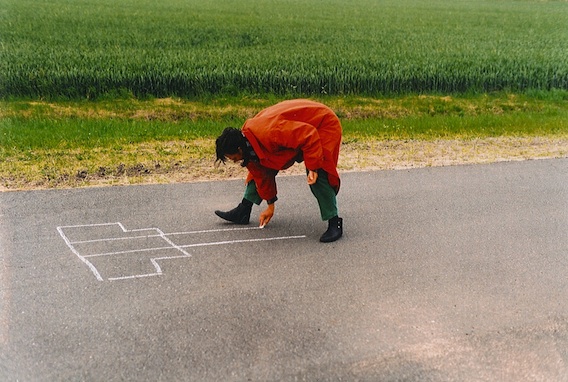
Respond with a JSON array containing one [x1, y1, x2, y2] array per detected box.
[[1, 159, 567, 381]]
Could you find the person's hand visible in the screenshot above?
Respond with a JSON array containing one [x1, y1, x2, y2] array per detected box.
[[259, 203, 275, 227], [307, 170, 318, 185]]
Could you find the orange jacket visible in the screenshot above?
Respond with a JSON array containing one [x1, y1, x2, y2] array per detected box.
[[242, 99, 342, 201]]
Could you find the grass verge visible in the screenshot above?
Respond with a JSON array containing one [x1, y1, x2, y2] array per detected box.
[[1, 93, 567, 191]]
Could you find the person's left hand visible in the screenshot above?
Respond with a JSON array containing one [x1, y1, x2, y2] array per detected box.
[[307, 170, 318, 185]]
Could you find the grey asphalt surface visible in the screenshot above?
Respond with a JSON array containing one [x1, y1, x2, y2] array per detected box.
[[1, 158, 567, 381]]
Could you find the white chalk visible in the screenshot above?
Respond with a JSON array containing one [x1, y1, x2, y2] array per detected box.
[[58, 221, 307, 282]]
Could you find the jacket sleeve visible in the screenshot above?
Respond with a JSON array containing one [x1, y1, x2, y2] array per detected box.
[[274, 121, 323, 171], [246, 162, 279, 201]]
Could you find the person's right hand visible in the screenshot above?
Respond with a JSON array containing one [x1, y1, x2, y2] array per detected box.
[[259, 203, 275, 227]]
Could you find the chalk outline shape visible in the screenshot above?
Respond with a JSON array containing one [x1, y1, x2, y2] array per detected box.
[[57, 222, 305, 281]]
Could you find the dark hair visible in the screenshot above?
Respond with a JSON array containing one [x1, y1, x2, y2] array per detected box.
[[215, 127, 246, 165]]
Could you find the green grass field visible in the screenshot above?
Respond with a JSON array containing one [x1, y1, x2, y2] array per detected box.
[[2, 0, 567, 98], [3, 93, 568, 148], [2, 93, 567, 189], [1, 0, 567, 189]]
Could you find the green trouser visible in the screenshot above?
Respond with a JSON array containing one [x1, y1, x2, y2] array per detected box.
[[243, 170, 338, 221]]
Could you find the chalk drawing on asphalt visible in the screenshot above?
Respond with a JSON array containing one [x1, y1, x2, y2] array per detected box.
[[57, 222, 305, 281]]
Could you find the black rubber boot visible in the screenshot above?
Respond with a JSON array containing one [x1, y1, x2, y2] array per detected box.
[[215, 199, 252, 224], [320, 216, 343, 243]]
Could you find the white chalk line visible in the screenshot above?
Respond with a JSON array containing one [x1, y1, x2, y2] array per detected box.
[[107, 233, 308, 282], [156, 227, 190, 257], [83, 235, 306, 258], [107, 253, 192, 281], [57, 222, 305, 281], [108, 273, 161, 281], [66, 226, 264, 245], [57, 226, 104, 281]]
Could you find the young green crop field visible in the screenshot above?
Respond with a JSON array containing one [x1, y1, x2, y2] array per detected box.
[[1, 0, 567, 190], [2, 0, 567, 98]]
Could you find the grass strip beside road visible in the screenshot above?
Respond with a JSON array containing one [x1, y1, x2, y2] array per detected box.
[[1, 94, 567, 190]]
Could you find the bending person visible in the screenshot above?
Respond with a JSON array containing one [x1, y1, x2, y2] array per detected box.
[[214, 99, 343, 243]]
